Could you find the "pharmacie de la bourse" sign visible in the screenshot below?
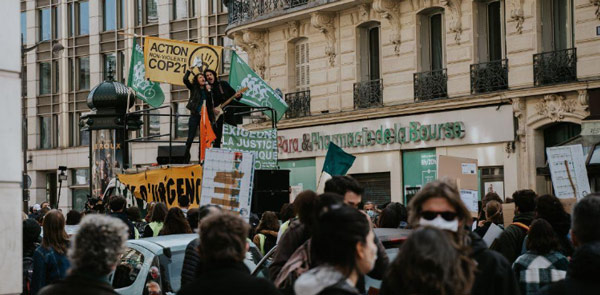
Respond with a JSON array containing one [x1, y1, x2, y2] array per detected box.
[[276, 105, 515, 159]]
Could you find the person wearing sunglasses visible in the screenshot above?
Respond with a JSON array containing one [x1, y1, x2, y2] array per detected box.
[[401, 180, 520, 295]]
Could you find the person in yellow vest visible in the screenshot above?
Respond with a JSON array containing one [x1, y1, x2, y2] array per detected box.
[[252, 211, 280, 255], [144, 203, 168, 238]]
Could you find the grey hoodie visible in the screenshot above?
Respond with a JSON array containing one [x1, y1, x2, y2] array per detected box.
[[294, 265, 360, 295]]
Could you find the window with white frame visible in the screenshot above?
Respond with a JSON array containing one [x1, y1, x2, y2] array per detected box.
[[294, 39, 310, 91], [357, 22, 381, 81]]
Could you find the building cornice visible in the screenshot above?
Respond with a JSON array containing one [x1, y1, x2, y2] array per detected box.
[[245, 79, 600, 131]]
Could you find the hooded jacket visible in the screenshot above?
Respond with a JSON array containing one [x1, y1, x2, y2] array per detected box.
[[490, 211, 535, 263], [294, 266, 360, 295], [109, 212, 135, 240], [539, 241, 600, 295], [470, 232, 521, 295]]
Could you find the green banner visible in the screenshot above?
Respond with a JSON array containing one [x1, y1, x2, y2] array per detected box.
[[228, 51, 288, 122], [128, 37, 165, 108], [402, 149, 437, 204], [222, 124, 278, 169]]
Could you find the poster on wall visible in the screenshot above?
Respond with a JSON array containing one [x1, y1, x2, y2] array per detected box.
[[402, 149, 437, 203], [118, 165, 203, 208], [546, 144, 591, 200], [222, 124, 278, 169], [200, 148, 255, 221], [438, 155, 479, 215], [484, 181, 505, 200]]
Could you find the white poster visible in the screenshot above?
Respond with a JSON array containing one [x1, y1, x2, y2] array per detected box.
[[484, 181, 505, 200], [546, 144, 591, 200], [461, 163, 477, 175], [460, 189, 479, 213], [200, 149, 255, 220]]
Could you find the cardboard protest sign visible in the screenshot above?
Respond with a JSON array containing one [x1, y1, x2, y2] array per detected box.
[[200, 149, 255, 221], [118, 165, 203, 208], [546, 144, 591, 200], [222, 124, 278, 169], [144, 37, 223, 86], [502, 203, 515, 226], [438, 155, 479, 215]]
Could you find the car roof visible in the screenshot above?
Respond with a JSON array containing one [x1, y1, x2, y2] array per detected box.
[[127, 233, 198, 254], [374, 228, 412, 243]]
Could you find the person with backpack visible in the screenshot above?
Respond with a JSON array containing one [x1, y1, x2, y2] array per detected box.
[[144, 203, 167, 238], [253, 211, 280, 255], [23, 218, 42, 295], [513, 218, 569, 295], [31, 210, 71, 295], [108, 196, 135, 240], [294, 204, 377, 295], [491, 189, 537, 263], [126, 206, 147, 239]]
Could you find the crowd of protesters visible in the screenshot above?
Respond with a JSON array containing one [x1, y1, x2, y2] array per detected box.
[[21, 175, 600, 295]]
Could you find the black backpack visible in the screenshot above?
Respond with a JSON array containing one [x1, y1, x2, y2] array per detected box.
[[23, 256, 34, 295]]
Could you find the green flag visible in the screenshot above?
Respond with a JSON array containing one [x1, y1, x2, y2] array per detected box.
[[317, 143, 356, 192], [128, 37, 165, 108], [228, 51, 288, 122]]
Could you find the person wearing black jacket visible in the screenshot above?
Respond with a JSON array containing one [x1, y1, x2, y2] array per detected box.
[[183, 69, 215, 160], [403, 180, 520, 295], [490, 189, 537, 263], [108, 196, 135, 240], [539, 194, 600, 295], [177, 212, 279, 295], [203, 69, 245, 148]]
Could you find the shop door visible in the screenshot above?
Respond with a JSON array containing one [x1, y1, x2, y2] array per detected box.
[[350, 172, 391, 206], [402, 149, 437, 204]]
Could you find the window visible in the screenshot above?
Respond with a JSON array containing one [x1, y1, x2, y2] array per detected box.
[[173, 0, 188, 20], [358, 22, 381, 82], [541, 0, 573, 51], [210, 0, 218, 14], [175, 103, 190, 138], [147, 0, 158, 23], [113, 248, 145, 288], [419, 9, 445, 71], [71, 168, 90, 211], [103, 0, 124, 31], [39, 62, 51, 95], [70, 113, 90, 146], [40, 116, 52, 149], [53, 60, 60, 94], [79, 1, 89, 35], [350, 172, 391, 205], [476, 1, 504, 62], [40, 8, 51, 41], [78, 57, 90, 90], [72, 189, 89, 212], [21, 12, 26, 43], [294, 39, 310, 91], [103, 53, 116, 80]]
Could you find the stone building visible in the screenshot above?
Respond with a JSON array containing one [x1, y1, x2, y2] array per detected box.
[[21, 0, 233, 210], [226, 0, 600, 203]]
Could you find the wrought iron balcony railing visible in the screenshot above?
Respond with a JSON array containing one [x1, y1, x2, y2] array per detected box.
[[285, 90, 311, 119], [227, 0, 317, 26], [533, 48, 577, 86], [353, 79, 383, 109], [470, 59, 508, 94], [414, 69, 448, 101]]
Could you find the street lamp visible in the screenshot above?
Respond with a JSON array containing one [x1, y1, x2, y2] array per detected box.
[[21, 38, 64, 212], [57, 166, 68, 209]]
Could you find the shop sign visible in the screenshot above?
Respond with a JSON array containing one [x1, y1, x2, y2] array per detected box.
[[277, 105, 514, 159]]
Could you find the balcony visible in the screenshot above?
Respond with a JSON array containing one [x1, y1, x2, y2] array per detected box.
[[470, 59, 508, 94], [353, 79, 383, 109], [533, 48, 577, 86], [414, 69, 448, 101], [226, 0, 331, 29], [285, 90, 311, 119]]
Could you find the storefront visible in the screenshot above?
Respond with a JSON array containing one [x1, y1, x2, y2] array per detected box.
[[277, 104, 517, 205]]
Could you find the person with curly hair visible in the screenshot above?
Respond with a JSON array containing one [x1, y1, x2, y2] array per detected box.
[[38, 214, 129, 295]]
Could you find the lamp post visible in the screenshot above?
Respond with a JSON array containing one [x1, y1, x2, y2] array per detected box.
[[21, 38, 63, 212]]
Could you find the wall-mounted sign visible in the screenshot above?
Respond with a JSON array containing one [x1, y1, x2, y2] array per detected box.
[[277, 105, 514, 159]]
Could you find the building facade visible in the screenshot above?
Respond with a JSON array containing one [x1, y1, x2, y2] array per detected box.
[[21, 0, 234, 211], [226, 0, 600, 203]]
